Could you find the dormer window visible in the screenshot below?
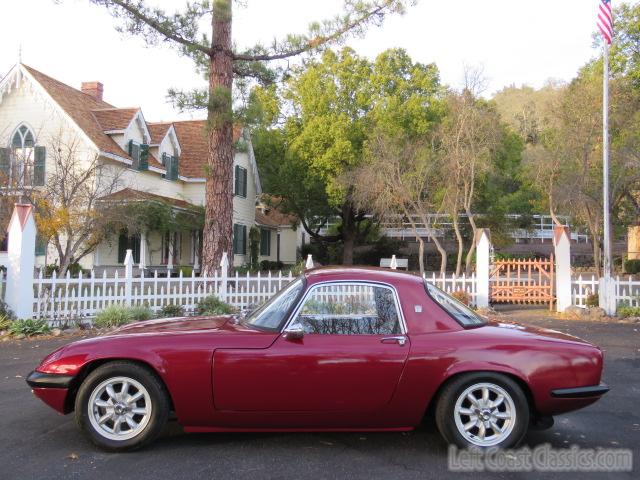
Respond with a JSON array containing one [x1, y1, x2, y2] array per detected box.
[[162, 152, 179, 181], [128, 139, 149, 171], [0, 124, 45, 187]]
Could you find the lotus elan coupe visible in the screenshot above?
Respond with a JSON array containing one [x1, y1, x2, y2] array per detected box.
[[26, 267, 609, 451]]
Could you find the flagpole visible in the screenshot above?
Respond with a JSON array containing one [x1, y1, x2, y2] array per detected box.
[[602, 37, 613, 312]]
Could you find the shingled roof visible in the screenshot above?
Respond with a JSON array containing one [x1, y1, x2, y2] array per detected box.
[[92, 108, 139, 131], [22, 65, 132, 162], [99, 188, 198, 210]]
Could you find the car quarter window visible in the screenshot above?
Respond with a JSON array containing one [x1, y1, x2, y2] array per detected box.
[[288, 283, 402, 335]]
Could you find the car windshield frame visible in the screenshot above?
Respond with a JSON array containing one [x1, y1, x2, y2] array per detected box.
[[423, 281, 487, 328], [242, 276, 306, 332]]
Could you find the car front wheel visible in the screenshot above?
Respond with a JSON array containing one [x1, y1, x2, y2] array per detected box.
[[74, 361, 169, 451], [435, 372, 529, 449]]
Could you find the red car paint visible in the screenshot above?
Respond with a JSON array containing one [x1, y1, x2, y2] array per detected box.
[[30, 267, 606, 432]]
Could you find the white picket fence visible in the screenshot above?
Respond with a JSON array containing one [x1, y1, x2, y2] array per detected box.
[[423, 272, 478, 306], [32, 268, 295, 322], [572, 274, 640, 307]]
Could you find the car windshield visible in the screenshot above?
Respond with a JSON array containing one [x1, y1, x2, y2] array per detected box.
[[243, 278, 305, 331], [424, 282, 486, 327]]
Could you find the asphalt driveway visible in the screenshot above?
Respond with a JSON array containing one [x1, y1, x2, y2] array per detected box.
[[1, 312, 638, 480]]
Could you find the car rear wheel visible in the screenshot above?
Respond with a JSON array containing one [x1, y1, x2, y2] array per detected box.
[[435, 372, 529, 449], [75, 361, 169, 451]]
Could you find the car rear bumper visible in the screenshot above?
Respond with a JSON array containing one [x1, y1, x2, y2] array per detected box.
[[551, 383, 610, 398]]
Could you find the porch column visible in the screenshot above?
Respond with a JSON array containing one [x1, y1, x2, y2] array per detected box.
[[475, 228, 491, 309], [167, 231, 174, 271], [553, 226, 572, 312], [193, 230, 200, 270], [139, 231, 148, 270]]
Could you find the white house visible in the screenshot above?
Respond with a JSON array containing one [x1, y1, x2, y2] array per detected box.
[[0, 63, 300, 272]]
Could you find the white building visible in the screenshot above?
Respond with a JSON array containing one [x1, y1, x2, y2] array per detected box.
[[0, 63, 300, 272]]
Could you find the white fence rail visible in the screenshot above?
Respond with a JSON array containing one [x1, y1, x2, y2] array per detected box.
[[32, 268, 295, 322], [424, 272, 478, 306], [572, 274, 640, 308]]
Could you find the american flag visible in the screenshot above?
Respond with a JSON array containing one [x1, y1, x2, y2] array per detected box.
[[597, 0, 614, 45]]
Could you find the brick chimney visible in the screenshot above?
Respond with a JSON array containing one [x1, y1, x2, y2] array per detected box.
[[81, 81, 103, 101]]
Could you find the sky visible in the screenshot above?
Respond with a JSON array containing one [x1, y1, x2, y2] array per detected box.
[[0, 0, 620, 122]]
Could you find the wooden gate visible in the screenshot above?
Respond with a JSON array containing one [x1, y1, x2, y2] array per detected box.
[[489, 257, 555, 308]]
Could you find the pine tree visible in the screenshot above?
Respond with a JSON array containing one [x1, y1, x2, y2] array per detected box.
[[89, 0, 411, 273]]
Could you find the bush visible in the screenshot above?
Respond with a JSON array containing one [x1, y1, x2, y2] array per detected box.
[[624, 259, 640, 274], [260, 260, 284, 271], [177, 266, 193, 277], [586, 293, 599, 307], [0, 300, 15, 320], [9, 319, 51, 337], [450, 290, 471, 306], [0, 315, 12, 331], [94, 305, 133, 328], [93, 305, 153, 328], [196, 295, 235, 316], [161, 304, 185, 318], [617, 305, 640, 318]]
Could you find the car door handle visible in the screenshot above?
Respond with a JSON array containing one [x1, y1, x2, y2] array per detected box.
[[381, 336, 407, 346]]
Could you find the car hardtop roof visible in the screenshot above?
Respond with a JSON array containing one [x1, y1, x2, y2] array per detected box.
[[303, 265, 423, 286]]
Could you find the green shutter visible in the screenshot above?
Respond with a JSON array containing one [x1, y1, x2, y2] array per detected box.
[[0, 148, 10, 180], [33, 146, 46, 185], [241, 225, 247, 254], [260, 229, 271, 256], [242, 167, 248, 197], [35, 234, 47, 256], [138, 144, 149, 171], [234, 165, 240, 195], [128, 140, 140, 169], [233, 224, 239, 254], [172, 156, 179, 180]]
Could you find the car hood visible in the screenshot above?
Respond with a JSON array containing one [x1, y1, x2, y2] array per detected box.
[[109, 315, 241, 336], [483, 319, 593, 346]]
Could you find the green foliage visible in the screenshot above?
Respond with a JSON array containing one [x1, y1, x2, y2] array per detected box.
[[260, 260, 284, 271], [160, 304, 185, 318], [586, 293, 599, 308], [9, 319, 51, 337], [0, 315, 12, 331], [94, 305, 154, 328], [624, 259, 640, 274], [178, 266, 193, 277], [0, 301, 15, 321], [248, 227, 260, 270], [196, 295, 235, 316], [109, 200, 204, 236], [617, 305, 640, 318]]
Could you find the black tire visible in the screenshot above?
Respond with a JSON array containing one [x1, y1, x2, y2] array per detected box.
[[435, 372, 529, 449], [74, 361, 169, 451]]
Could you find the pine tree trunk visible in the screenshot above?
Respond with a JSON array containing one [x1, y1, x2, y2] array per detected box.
[[202, 0, 234, 275]]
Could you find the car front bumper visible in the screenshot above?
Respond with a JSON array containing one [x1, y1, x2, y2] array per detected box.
[[26, 371, 74, 414]]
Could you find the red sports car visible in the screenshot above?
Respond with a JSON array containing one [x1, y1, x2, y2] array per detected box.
[[27, 267, 608, 451]]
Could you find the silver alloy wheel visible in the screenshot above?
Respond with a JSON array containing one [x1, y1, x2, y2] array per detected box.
[[88, 376, 152, 441], [453, 382, 516, 447]]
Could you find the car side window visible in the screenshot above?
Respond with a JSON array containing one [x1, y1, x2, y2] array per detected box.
[[289, 283, 402, 335]]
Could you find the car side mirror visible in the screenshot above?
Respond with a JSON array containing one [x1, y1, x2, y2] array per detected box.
[[284, 324, 305, 340]]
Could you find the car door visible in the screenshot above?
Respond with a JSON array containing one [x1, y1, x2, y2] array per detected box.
[[213, 281, 410, 414]]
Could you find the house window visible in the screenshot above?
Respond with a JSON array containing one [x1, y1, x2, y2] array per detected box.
[[1, 125, 45, 187], [35, 234, 47, 256], [233, 224, 247, 255], [128, 140, 149, 171], [117, 233, 141, 263], [260, 228, 271, 256], [234, 165, 247, 197], [162, 152, 179, 181]]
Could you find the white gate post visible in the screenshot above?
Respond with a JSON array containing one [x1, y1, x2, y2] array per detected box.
[[124, 249, 133, 306], [305, 254, 314, 270], [219, 252, 229, 302], [475, 229, 491, 309], [599, 276, 616, 315], [6, 204, 37, 319], [554, 226, 572, 312]]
